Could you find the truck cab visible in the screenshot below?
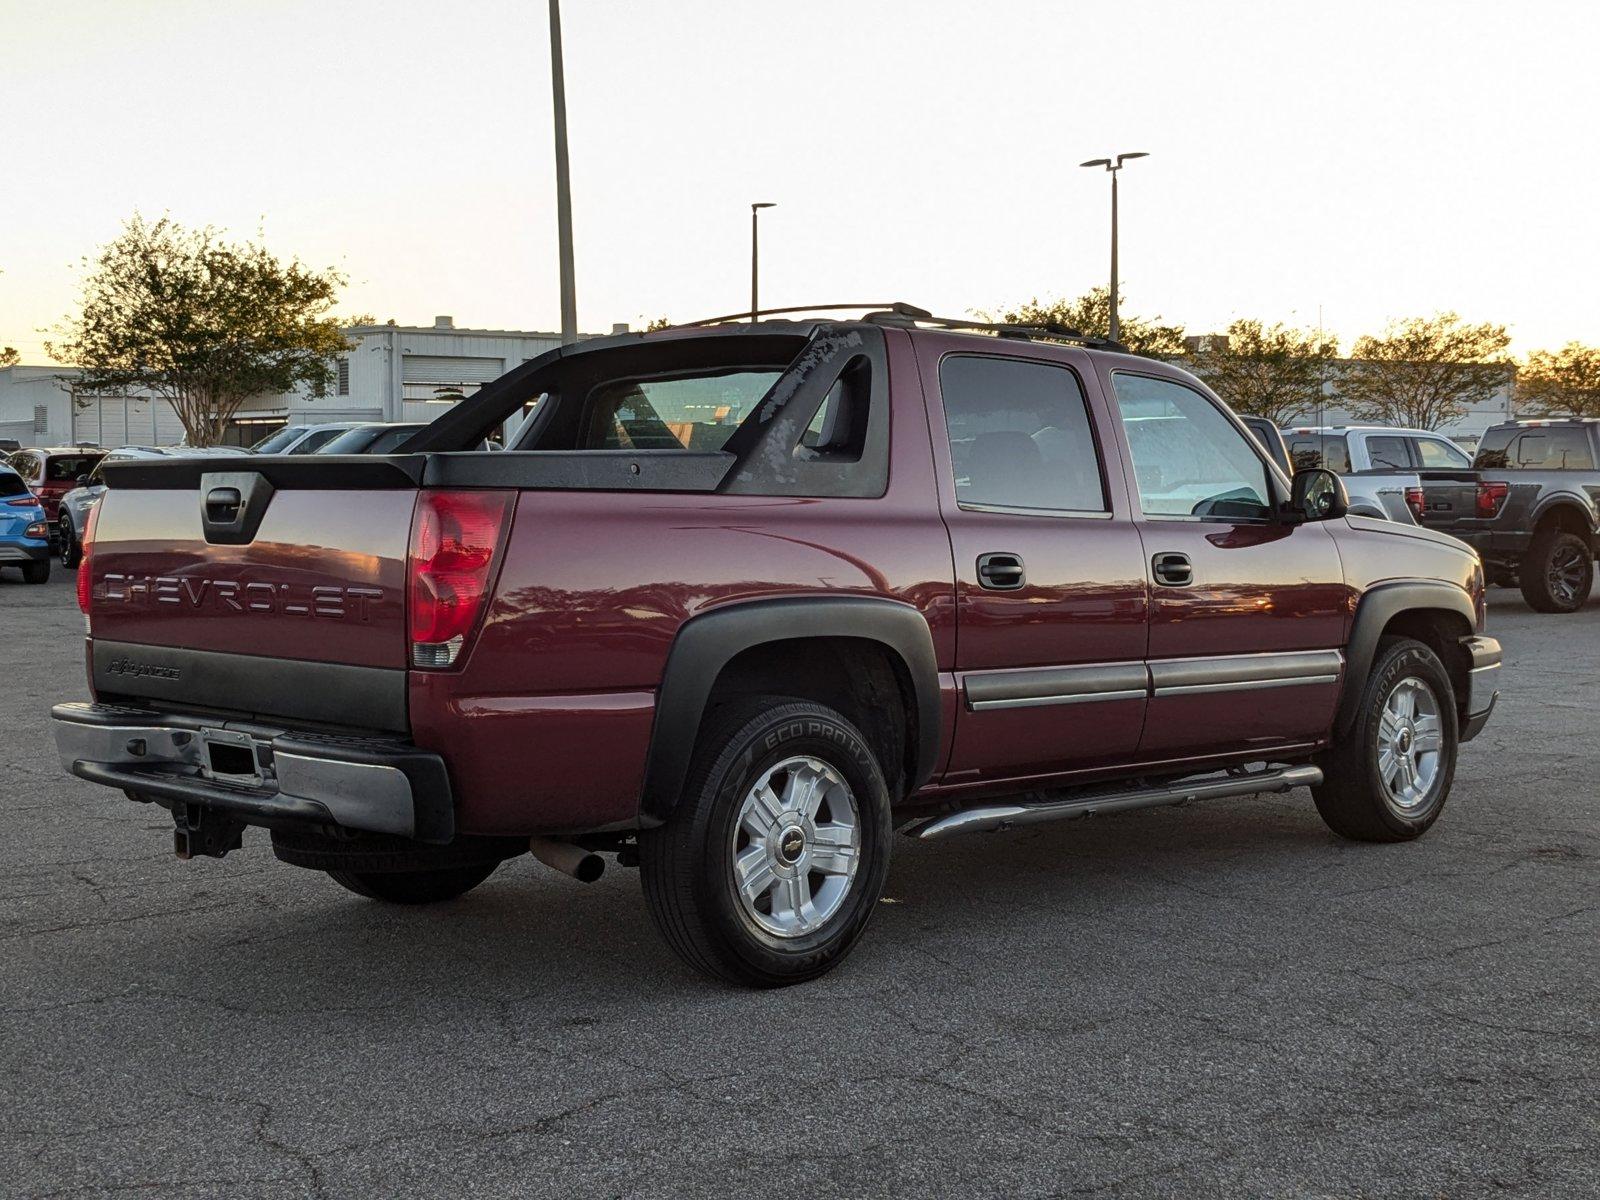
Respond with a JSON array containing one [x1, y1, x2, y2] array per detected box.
[[1283, 425, 1474, 524], [52, 306, 1502, 985]]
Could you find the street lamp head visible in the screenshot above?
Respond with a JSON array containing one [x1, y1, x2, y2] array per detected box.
[[751, 201, 777, 211], [1116, 151, 1150, 165], [1079, 158, 1112, 169]]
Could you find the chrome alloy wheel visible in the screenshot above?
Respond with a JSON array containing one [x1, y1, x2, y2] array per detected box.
[[731, 756, 860, 938], [1377, 676, 1444, 813]]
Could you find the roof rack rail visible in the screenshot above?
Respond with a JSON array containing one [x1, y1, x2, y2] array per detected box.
[[673, 302, 932, 328], [860, 309, 1127, 351], [665, 301, 1128, 351]]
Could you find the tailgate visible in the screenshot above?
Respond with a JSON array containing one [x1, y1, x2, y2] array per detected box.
[[85, 456, 420, 730], [1415, 470, 1481, 528]]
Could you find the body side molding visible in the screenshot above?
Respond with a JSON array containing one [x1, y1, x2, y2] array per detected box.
[[640, 596, 942, 822]]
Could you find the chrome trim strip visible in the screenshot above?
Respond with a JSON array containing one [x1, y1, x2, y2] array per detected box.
[[1150, 649, 1344, 696], [1157, 674, 1342, 697], [970, 688, 1147, 711], [964, 662, 1149, 711]]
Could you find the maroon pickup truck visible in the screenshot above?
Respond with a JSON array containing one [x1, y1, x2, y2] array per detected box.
[[53, 306, 1502, 986]]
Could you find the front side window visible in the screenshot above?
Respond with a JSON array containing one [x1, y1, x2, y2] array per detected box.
[[938, 355, 1107, 513], [1413, 437, 1470, 469], [582, 371, 781, 452], [1366, 436, 1411, 470], [1112, 374, 1273, 520]]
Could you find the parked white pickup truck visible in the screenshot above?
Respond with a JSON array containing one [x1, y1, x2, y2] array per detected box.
[[1283, 426, 1472, 524]]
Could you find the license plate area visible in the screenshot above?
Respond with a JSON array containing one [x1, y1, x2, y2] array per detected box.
[[199, 727, 265, 788]]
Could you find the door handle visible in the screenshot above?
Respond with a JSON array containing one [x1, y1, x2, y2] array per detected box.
[[1152, 551, 1193, 587], [976, 552, 1026, 591]]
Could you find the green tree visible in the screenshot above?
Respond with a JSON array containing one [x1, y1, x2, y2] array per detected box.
[[0, 346, 18, 368], [50, 215, 353, 445], [992, 287, 1186, 357], [1338, 313, 1512, 431], [1189, 319, 1339, 426], [1517, 342, 1600, 418]]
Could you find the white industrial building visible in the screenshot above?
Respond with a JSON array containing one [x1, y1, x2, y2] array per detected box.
[[0, 316, 577, 449]]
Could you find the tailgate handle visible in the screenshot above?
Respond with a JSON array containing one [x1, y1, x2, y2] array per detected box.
[[199, 471, 274, 545], [205, 487, 242, 522]]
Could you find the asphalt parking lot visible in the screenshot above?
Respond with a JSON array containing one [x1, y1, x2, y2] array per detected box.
[[2, 568, 1595, 1199]]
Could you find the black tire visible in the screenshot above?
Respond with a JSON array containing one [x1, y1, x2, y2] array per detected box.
[[1314, 637, 1458, 843], [1518, 530, 1593, 613], [640, 696, 893, 987], [58, 517, 80, 569], [21, 559, 49, 584], [326, 860, 498, 905]]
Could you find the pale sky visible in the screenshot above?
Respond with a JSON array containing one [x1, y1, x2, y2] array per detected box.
[[3, 0, 1597, 361]]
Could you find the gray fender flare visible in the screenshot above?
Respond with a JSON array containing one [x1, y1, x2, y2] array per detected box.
[[640, 596, 942, 822], [1335, 580, 1476, 739]]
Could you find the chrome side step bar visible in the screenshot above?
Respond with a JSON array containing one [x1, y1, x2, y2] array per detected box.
[[908, 764, 1324, 841]]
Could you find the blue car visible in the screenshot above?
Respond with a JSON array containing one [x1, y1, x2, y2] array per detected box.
[[0, 465, 51, 583]]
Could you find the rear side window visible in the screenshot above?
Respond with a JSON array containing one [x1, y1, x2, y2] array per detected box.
[[938, 355, 1107, 513], [1366, 436, 1411, 470], [1288, 434, 1350, 474], [0, 468, 27, 497], [46, 454, 104, 481], [1512, 429, 1596, 469]]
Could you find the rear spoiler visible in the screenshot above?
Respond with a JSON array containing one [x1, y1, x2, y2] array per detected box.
[[99, 450, 736, 493]]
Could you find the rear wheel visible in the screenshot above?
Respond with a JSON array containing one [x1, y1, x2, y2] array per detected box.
[[58, 517, 80, 568], [326, 861, 498, 904], [1519, 529, 1592, 613], [21, 559, 49, 584], [640, 697, 893, 987], [1314, 637, 1458, 842]]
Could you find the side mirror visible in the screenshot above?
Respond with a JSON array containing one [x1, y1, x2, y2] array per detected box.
[[1290, 467, 1349, 522], [75, 474, 89, 487]]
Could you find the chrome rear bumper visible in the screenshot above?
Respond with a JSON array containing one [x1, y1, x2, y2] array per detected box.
[[51, 702, 454, 842]]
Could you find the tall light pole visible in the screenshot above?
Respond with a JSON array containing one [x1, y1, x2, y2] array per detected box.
[[750, 202, 775, 321], [1079, 151, 1148, 343], [548, 0, 577, 345]]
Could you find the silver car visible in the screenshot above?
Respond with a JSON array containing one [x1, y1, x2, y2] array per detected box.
[[55, 445, 236, 568]]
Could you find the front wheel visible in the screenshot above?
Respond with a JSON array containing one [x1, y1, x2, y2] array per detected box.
[[1519, 530, 1593, 613], [641, 697, 893, 987], [1313, 637, 1458, 842], [326, 861, 498, 904]]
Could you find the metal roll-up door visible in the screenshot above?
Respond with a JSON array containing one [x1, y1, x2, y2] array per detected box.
[[401, 355, 505, 422]]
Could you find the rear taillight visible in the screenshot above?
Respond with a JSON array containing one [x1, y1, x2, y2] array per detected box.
[[1475, 480, 1509, 519], [25, 521, 47, 539], [4, 496, 37, 507], [77, 503, 99, 618], [1404, 486, 1424, 521], [407, 490, 514, 669]]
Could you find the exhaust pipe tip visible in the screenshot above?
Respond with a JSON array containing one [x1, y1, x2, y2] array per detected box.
[[528, 837, 605, 883]]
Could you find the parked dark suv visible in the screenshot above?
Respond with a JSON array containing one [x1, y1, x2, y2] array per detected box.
[[53, 305, 1502, 986]]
